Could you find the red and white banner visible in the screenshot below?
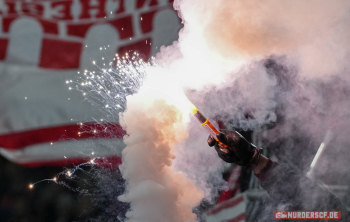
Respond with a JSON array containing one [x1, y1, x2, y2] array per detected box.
[[206, 166, 246, 222], [0, 0, 181, 166]]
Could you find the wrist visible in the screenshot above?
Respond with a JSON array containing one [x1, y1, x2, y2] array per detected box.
[[251, 155, 269, 174]]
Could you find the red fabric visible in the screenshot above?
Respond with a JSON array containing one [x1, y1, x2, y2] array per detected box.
[[93, 156, 122, 168], [140, 10, 158, 34], [216, 120, 225, 130], [207, 165, 245, 221], [20, 156, 122, 168], [2, 17, 17, 33], [5, 1, 16, 14], [20, 157, 87, 167], [217, 165, 241, 203], [38, 19, 59, 34], [136, 0, 159, 9], [22, 2, 44, 17], [207, 196, 244, 216], [66, 23, 94, 38], [51, 1, 74, 20], [0, 122, 125, 150], [118, 38, 152, 60], [108, 16, 134, 40], [0, 38, 8, 60], [217, 186, 240, 204], [115, 0, 126, 14], [39, 39, 82, 69], [79, 0, 107, 19]]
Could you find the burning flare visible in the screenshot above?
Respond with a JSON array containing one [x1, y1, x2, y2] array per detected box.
[[190, 101, 231, 150]]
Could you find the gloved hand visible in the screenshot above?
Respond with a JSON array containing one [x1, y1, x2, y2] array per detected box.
[[208, 130, 262, 169]]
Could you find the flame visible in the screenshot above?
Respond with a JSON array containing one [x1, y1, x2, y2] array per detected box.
[[189, 100, 198, 114]]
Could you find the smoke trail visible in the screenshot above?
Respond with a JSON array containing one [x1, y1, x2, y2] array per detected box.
[[118, 78, 204, 221]]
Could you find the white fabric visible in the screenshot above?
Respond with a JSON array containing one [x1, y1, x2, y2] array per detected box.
[[0, 0, 181, 164]]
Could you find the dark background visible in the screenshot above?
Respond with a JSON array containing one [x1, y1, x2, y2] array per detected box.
[[0, 155, 98, 222]]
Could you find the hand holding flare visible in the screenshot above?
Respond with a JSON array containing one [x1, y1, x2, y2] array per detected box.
[[189, 102, 231, 150], [189, 101, 262, 169]]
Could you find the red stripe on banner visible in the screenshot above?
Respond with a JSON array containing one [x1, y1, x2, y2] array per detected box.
[[39, 39, 82, 69], [217, 166, 241, 203], [20, 156, 122, 168], [207, 196, 244, 216], [227, 213, 245, 222], [20, 157, 87, 167], [0, 123, 126, 150], [117, 37, 152, 61], [0, 38, 8, 60], [140, 10, 158, 33], [217, 186, 239, 204]]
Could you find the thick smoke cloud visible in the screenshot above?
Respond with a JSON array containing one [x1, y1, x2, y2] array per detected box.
[[118, 81, 204, 221], [118, 0, 350, 221], [171, 0, 350, 169], [176, 0, 350, 77]]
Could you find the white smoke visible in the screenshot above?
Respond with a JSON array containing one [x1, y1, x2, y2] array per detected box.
[[118, 73, 204, 221], [175, 0, 350, 78], [170, 0, 350, 155], [118, 0, 350, 221]]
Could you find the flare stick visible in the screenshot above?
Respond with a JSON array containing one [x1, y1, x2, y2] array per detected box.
[[190, 103, 231, 150]]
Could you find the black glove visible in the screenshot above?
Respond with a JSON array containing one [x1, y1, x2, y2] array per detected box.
[[207, 130, 262, 169]]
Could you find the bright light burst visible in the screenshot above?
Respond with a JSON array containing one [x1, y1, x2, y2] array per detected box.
[[67, 52, 152, 123], [29, 51, 159, 221], [29, 50, 154, 202]]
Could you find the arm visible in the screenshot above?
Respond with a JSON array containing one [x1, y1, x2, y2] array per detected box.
[[253, 156, 348, 214], [209, 131, 349, 219]]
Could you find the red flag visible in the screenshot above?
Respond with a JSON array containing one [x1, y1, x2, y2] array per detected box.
[[206, 166, 246, 222], [0, 0, 181, 167]]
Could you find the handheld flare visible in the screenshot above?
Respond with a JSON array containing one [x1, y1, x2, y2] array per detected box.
[[190, 102, 231, 150]]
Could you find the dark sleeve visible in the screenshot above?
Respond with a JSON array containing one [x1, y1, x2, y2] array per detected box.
[[255, 159, 349, 220]]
